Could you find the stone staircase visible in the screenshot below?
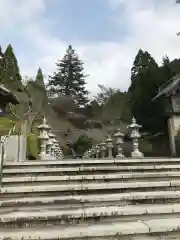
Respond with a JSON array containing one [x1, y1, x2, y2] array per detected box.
[[1, 158, 180, 239]]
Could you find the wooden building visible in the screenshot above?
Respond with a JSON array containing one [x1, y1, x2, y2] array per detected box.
[[154, 73, 180, 156]]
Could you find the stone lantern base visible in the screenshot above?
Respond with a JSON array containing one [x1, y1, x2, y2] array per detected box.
[[131, 150, 144, 158]]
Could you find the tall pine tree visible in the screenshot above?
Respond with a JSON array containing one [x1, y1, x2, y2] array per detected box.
[[129, 49, 167, 134], [2, 44, 23, 91], [0, 46, 4, 84], [35, 67, 45, 86], [130, 49, 158, 84], [27, 68, 47, 113], [48, 45, 89, 106], [35, 68, 48, 110]]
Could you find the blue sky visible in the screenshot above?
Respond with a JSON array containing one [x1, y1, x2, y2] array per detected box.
[[0, 0, 180, 94], [44, 0, 127, 42]]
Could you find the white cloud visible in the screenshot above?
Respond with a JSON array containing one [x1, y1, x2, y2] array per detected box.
[[0, 0, 180, 95], [0, 0, 45, 27]]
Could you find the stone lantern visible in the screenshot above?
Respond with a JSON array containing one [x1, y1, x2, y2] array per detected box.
[[54, 144, 63, 159], [83, 150, 89, 159], [99, 141, 106, 158], [48, 132, 56, 159], [52, 139, 59, 159], [46, 135, 53, 159], [37, 117, 51, 160], [88, 149, 92, 158], [128, 117, 144, 158], [106, 135, 113, 159], [95, 145, 100, 159], [91, 146, 96, 158], [51, 144, 56, 159], [57, 147, 63, 159], [113, 129, 124, 159]]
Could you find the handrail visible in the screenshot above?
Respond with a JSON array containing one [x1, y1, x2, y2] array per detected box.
[[0, 124, 17, 189]]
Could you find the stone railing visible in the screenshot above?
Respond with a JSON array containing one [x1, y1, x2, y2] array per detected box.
[[83, 117, 144, 159]]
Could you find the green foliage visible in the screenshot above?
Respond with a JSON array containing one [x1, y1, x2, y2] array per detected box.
[[48, 45, 89, 106], [131, 49, 158, 84], [0, 117, 20, 135], [26, 69, 47, 114], [139, 139, 152, 154], [95, 84, 117, 105], [91, 85, 132, 124], [60, 145, 68, 156], [35, 68, 45, 86], [73, 134, 93, 154], [1, 44, 23, 91], [128, 49, 168, 134], [27, 133, 38, 159]]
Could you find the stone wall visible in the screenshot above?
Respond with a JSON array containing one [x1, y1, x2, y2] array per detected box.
[[0, 135, 27, 162]]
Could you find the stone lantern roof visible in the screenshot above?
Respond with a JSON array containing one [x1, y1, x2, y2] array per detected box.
[[49, 133, 56, 138], [37, 117, 51, 130]]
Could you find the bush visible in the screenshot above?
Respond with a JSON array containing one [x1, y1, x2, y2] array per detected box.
[[139, 138, 152, 155], [73, 134, 93, 154]]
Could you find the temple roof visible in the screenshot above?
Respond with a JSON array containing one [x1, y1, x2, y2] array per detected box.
[[0, 84, 19, 104], [153, 73, 180, 100]]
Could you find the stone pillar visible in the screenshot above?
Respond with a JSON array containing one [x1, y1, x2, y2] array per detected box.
[[114, 129, 124, 159], [167, 116, 180, 156], [128, 117, 144, 158], [106, 135, 113, 159], [37, 117, 51, 160]]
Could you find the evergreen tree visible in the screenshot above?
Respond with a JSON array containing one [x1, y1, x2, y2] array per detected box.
[[161, 55, 173, 85], [48, 45, 89, 106], [2, 44, 23, 91], [27, 68, 47, 113], [35, 67, 45, 86], [162, 55, 170, 66], [129, 49, 167, 134], [131, 49, 158, 84], [0, 46, 4, 84]]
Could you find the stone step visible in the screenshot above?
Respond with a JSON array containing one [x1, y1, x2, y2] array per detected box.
[[3, 171, 180, 186], [3, 164, 180, 177], [1, 190, 180, 210], [4, 158, 180, 168], [2, 180, 180, 197], [1, 204, 180, 228], [1, 217, 180, 240]]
